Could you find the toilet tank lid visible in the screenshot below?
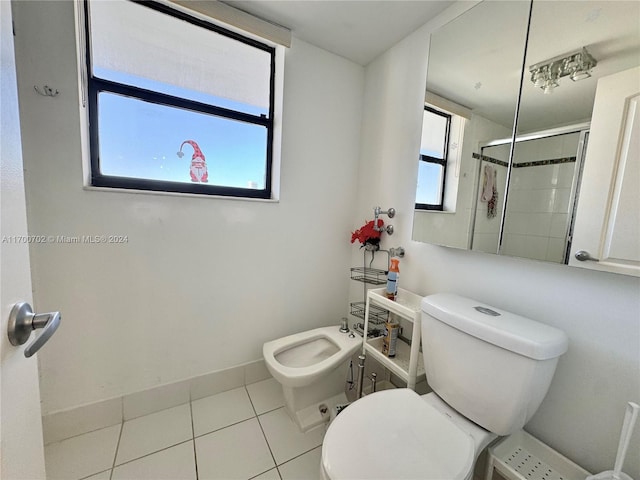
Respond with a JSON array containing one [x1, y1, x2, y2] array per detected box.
[[421, 294, 568, 360]]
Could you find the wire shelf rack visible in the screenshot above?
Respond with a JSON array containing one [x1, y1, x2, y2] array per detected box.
[[350, 267, 387, 285], [350, 301, 389, 325], [352, 322, 384, 338]]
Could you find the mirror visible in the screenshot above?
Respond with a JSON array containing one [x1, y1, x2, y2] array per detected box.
[[480, 124, 590, 261], [413, 0, 530, 251], [413, 0, 640, 269]]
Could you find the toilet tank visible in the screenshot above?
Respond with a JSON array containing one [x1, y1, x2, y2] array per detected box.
[[421, 294, 568, 436]]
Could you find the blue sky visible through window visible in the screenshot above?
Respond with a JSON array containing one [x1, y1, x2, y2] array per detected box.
[[416, 161, 443, 205], [96, 68, 269, 189], [420, 148, 443, 158]]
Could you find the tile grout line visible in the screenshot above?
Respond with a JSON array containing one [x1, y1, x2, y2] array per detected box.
[[109, 421, 124, 480], [108, 395, 125, 480], [77, 468, 112, 480], [44, 401, 198, 448], [193, 416, 255, 440], [47, 382, 272, 446], [108, 404, 194, 469], [111, 438, 193, 469], [43, 422, 123, 446], [48, 381, 271, 447], [248, 466, 282, 480], [276, 444, 323, 468], [95, 383, 284, 479], [74, 383, 300, 480], [53, 383, 289, 480], [67, 421, 310, 480], [195, 386, 279, 437], [250, 404, 283, 417], [246, 381, 325, 474], [189, 397, 200, 480], [245, 385, 279, 471]]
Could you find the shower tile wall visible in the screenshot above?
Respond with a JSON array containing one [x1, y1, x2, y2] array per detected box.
[[472, 143, 510, 254], [501, 132, 580, 263]]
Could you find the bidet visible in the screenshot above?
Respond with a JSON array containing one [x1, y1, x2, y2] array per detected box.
[[263, 325, 360, 431]]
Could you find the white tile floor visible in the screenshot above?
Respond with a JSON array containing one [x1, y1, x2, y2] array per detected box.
[[45, 378, 324, 480]]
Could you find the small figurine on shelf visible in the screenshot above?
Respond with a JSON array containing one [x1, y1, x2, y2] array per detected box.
[[350, 219, 384, 251]]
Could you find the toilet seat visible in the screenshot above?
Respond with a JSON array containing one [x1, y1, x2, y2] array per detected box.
[[321, 389, 475, 480]]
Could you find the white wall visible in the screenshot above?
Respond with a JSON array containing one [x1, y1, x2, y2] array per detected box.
[[12, 1, 364, 414], [351, 3, 640, 479]]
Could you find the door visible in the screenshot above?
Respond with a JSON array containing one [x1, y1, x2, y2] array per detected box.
[[1, 1, 47, 478], [569, 66, 640, 276]]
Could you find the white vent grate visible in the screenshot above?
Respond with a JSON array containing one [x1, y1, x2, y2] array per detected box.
[[503, 446, 567, 480]]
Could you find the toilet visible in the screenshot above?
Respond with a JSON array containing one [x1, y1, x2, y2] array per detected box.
[[263, 325, 360, 431], [321, 293, 569, 480]]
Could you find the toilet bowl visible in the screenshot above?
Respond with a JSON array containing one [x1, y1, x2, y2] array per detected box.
[[263, 326, 360, 431], [321, 293, 569, 479]]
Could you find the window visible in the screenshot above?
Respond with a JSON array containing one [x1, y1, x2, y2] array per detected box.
[[416, 107, 451, 210], [83, 0, 277, 198]]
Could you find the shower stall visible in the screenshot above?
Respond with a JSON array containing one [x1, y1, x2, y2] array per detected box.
[[471, 124, 590, 264]]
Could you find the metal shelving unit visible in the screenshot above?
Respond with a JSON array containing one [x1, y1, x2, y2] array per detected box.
[[349, 266, 387, 285], [349, 252, 389, 337], [349, 301, 388, 324]]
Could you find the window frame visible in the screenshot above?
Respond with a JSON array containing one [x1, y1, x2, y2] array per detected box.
[[83, 0, 277, 199], [415, 106, 451, 211]]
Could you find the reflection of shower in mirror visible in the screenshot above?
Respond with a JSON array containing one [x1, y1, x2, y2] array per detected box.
[[470, 124, 590, 264]]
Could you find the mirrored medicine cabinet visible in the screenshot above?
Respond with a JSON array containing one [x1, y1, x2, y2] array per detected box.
[[412, 0, 640, 277]]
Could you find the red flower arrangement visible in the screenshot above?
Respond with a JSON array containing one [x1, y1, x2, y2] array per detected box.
[[351, 219, 384, 250]]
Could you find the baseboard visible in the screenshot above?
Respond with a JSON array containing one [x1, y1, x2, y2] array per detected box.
[[42, 359, 271, 445]]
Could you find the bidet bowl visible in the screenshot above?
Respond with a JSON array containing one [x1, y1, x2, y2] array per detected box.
[[263, 326, 360, 388]]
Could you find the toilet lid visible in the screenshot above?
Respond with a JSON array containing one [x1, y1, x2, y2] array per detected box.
[[322, 389, 475, 480]]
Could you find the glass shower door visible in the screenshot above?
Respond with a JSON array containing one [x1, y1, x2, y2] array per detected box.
[[500, 129, 588, 263]]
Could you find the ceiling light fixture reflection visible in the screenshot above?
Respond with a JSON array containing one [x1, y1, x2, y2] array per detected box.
[[529, 47, 597, 94]]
